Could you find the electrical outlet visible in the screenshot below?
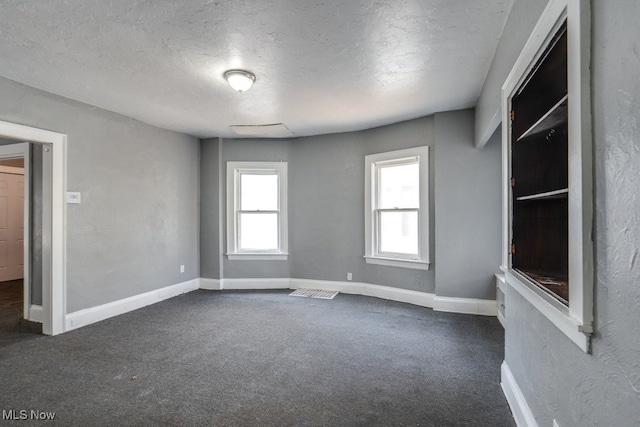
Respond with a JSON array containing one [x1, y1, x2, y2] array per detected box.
[[347, 272, 352, 281], [180, 265, 185, 273]]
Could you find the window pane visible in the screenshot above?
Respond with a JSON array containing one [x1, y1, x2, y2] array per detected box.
[[239, 213, 278, 250], [379, 211, 418, 255], [379, 162, 419, 209], [241, 174, 278, 211]]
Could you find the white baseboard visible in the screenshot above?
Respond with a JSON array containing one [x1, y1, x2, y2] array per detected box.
[[221, 278, 290, 290], [29, 305, 43, 323], [289, 278, 436, 308], [433, 296, 498, 316], [197, 276, 496, 317], [289, 278, 364, 294], [65, 279, 199, 332], [199, 278, 222, 290], [501, 362, 538, 427]]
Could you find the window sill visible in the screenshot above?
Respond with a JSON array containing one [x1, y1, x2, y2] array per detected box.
[[226, 253, 288, 261], [502, 267, 591, 353], [364, 256, 430, 270]]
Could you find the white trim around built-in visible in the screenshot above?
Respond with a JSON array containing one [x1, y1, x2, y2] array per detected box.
[[501, 362, 539, 427], [197, 277, 497, 317], [65, 279, 199, 332], [501, 0, 593, 353], [504, 268, 589, 352]]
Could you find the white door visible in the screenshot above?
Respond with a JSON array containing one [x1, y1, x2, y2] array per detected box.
[[0, 171, 24, 282]]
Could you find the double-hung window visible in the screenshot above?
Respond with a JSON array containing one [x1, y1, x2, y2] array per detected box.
[[365, 146, 429, 270], [226, 161, 288, 260]]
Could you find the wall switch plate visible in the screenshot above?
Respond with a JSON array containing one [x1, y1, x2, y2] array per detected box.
[[180, 265, 185, 273], [66, 192, 81, 204], [347, 272, 352, 281]]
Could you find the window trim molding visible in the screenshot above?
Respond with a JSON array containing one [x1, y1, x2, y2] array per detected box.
[[226, 161, 288, 260], [364, 146, 430, 270], [501, 0, 593, 352]]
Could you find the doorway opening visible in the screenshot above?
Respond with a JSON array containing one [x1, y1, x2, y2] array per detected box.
[[0, 120, 66, 336], [0, 142, 40, 340]]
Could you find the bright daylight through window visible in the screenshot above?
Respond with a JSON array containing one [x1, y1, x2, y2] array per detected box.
[[365, 146, 429, 270], [378, 161, 419, 256], [226, 161, 288, 260]]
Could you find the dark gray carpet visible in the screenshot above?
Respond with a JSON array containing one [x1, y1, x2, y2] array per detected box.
[[0, 290, 514, 426], [0, 280, 42, 347]]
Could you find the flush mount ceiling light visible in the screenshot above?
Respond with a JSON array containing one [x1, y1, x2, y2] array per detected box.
[[224, 69, 256, 92]]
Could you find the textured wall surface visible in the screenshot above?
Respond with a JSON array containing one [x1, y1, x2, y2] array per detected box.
[[220, 138, 292, 279], [30, 144, 43, 305], [200, 119, 436, 289], [200, 138, 221, 279], [503, 1, 640, 425], [200, 115, 500, 298], [0, 76, 200, 313], [0, 1, 510, 138], [474, 0, 547, 147], [290, 117, 436, 291], [434, 111, 502, 300]]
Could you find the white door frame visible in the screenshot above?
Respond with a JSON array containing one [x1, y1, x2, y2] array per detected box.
[[0, 144, 30, 320], [0, 120, 66, 335]]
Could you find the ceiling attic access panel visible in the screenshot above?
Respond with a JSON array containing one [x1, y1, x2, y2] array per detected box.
[[510, 22, 569, 304]]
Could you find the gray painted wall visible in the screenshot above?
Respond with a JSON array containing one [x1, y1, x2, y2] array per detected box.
[[500, 1, 640, 425], [434, 110, 502, 300], [200, 138, 221, 279], [0, 76, 200, 313], [200, 114, 501, 299], [221, 138, 292, 279], [474, 0, 547, 147], [290, 117, 436, 292], [30, 144, 43, 305]]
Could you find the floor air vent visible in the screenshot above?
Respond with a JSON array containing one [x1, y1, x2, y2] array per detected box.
[[289, 289, 338, 300]]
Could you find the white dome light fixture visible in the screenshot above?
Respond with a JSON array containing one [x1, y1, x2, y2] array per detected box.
[[224, 69, 256, 92]]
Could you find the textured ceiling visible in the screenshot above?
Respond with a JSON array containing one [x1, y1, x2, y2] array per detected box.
[[0, 0, 512, 138]]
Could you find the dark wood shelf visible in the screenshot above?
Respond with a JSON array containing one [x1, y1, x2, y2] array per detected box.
[[516, 188, 568, 201], [517, 269, 569, 304], [511, 25, 567, 139], [516, 94, 568, 142], [510, 21, 569, 305]]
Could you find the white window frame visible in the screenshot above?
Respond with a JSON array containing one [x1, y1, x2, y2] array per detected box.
[[364, 146, 429, 270], [501, 0, 592, 352], [226, 161, 288, 260]]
